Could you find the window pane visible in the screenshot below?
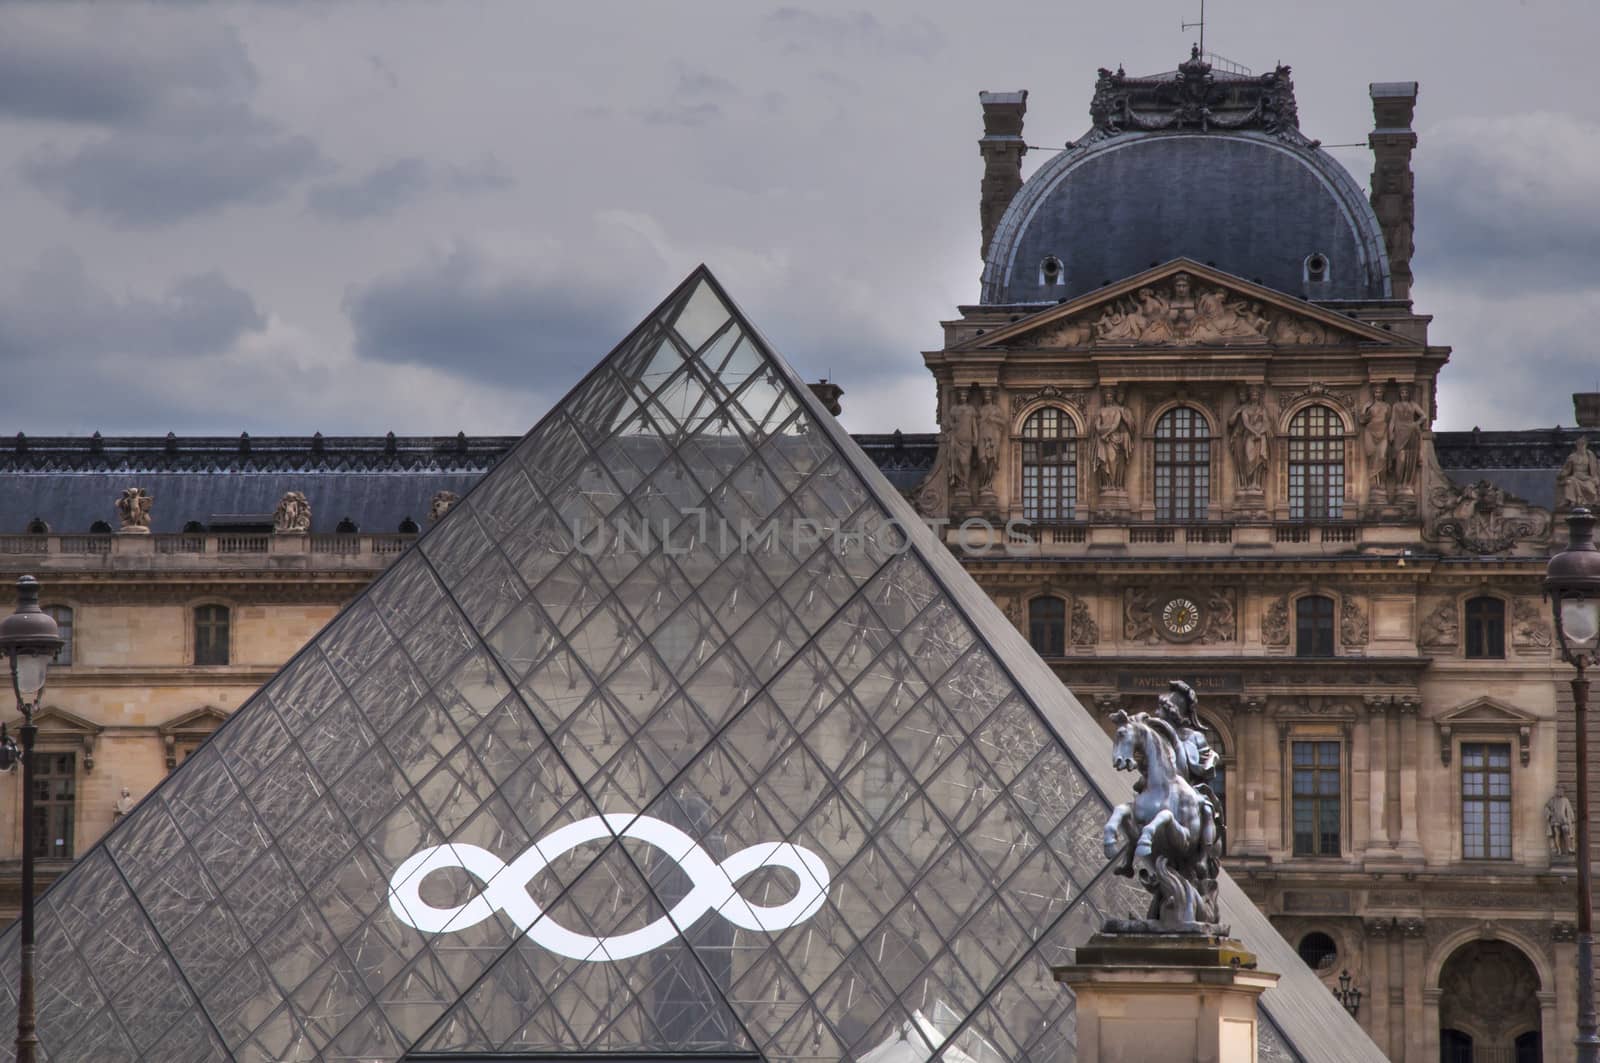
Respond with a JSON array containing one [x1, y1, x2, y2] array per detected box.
[[1465, 597, 1506, 659], [1296, 596, 1335, 657], [1027, 596, 1065, 657], [1291, 741, 1340, 856], [1154, 407, 1210, 521], [1288, 405, 1344, 520], [1021, 407, 1076, 521], [31, 753, 75, 858], [195, 605, 230, 666]]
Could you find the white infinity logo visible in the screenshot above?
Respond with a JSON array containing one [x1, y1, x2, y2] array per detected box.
[[387, 813, 831, 961]]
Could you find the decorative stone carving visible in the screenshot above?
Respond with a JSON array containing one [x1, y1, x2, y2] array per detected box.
[[1102, 680, 1225, 931], [1427, 478, 1552, 553], [1124, 589, 1159, 644], [1268, 314, 1330, 346], [1420, 598, 1459, 648], [1091, 386, 1136, 492], [1090, 273, 1270, 346], [1014, 383, 1091, 414], [1071, 597, 1098, 646], [1557, 435, 1600, 510], [273, 491, 312, 533], [1201, 590, 1236, 645], [114, 487, 153, 532], [1262, 596, 1291, 647], [1089, 48, 1300, 140], [1227, 385, 1271, 492], [1388, 383, 1427, 493], [1034, 320, 1095, 348], [1546, 785, 1575, 856], [1278, 382, 1358, 415], [1339, 594, 1368, 648], [113, 787, 135, 821], [428, 490, 460, 524], [975, 389, 1007, 500], [1512, 598, 1552, 650]]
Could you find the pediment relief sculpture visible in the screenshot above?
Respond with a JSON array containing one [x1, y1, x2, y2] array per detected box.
[[1339, 594, 1368, 648], [1019, 273, 1359, 350], [1512, 597, 1552, 650], [1419, 598, 1459, 648], [1262, 595, 1291, 646], [1070, 597, 1099, 646]]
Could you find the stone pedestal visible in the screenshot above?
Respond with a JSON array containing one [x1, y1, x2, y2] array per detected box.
[[1055, 933, 1278, 1063]]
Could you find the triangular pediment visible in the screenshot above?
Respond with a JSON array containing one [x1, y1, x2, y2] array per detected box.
[[3, 269, 1381, 1061], [14, 705, 102, 736], [1438, 697, 1536, 727], [157, 705, 231, 735], [966, 258, 1401, 350]]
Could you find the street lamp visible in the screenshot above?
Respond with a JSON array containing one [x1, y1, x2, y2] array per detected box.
[[1546, 506, 1600, 1063], [1333, 969, 1362, 1017], [0, 576, 62, 1063]]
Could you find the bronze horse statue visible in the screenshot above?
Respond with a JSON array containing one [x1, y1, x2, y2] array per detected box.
[[1102, 706, 1222, 929]]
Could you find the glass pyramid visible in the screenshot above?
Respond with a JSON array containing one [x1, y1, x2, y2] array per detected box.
[[0, 268, 1380, 1062]]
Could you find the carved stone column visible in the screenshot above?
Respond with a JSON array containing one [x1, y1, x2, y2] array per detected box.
[[1237, 696, 1268, 856], [1400, 919, 1427, 1063], [1395, 696, 1424, 859], [1363, 695, 1394, 857], [1363, 918, 1392, 1055]]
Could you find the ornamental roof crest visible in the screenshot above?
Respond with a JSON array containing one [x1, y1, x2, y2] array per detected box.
[[1086, 47, 1303, 143]]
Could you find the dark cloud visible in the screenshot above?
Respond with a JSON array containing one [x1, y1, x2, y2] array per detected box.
[[1414, 113, 1600, 296], [8, 13, 324, 226], [23, 107, 325, 227], [760, 8, 945, 58], [0, 19, 255, 126], [307, 157, 514, 221], [0, 250, 265, 365], [343, 242, 644, 389]]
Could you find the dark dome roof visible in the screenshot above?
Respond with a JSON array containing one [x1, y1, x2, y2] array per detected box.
[[982, 54, 1392, 306], [983, 130, 1391, 305]]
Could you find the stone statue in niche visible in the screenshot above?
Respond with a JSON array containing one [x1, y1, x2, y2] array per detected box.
[[114, 487, 153, 533], [273, 491, 312, 533], [1103, 680, 1225, 931], [113, 787, 135, 821], [947, 389, 978, 500], [1359, 387, 1393, 500], [975, 389, 1007, 499], [428, 490, 460, 524], [1547, 785, 1575, 856], [1227, 385, 1272, 492], [1558, 436, 1600, 510], [1091, 386, 1136, 492], [1388, 383, 1427, 492]]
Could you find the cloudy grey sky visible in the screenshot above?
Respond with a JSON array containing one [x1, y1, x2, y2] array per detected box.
[[1, 0, 1595, 438]]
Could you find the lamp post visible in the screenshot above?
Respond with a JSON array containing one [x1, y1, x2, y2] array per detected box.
[[1333, 969, 1362, 1017], [1546, 507, 1600, 1063], [0, 576, 62, 1063]]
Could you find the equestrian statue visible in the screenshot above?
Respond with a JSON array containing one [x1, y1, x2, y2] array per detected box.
[[1102, 680, 1226, 932]]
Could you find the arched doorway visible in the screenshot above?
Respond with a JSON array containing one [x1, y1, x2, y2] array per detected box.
[[1437, 940, 1542, 1062]]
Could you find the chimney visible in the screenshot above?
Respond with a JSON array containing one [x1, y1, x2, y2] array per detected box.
[[979, 90, 1028, 263], [809, 379, 844, 417], [1575, 393, 1600, 429], [1369, 82, 1419, 301]]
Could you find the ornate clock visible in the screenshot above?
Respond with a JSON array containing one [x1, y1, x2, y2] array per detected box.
[[1160, 595, 1204, 642]]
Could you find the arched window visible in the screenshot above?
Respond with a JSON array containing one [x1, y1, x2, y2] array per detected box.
[[1028, 596, 1066, 657], [1465, 596, 1505, 659], [1021, 408, 1077, 521], [1296, 595, 1336, 657], [1153, 406, 1210, 520], [1288, 405, 1345, 520], [45, 606, 73, 666], [194, 605, 231, 666]]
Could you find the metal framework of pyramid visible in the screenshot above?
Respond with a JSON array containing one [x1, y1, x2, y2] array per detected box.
[[0, 269, 1382, 1062]]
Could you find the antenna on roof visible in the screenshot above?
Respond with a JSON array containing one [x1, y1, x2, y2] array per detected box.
[[1182, 0, 1206, 55]]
